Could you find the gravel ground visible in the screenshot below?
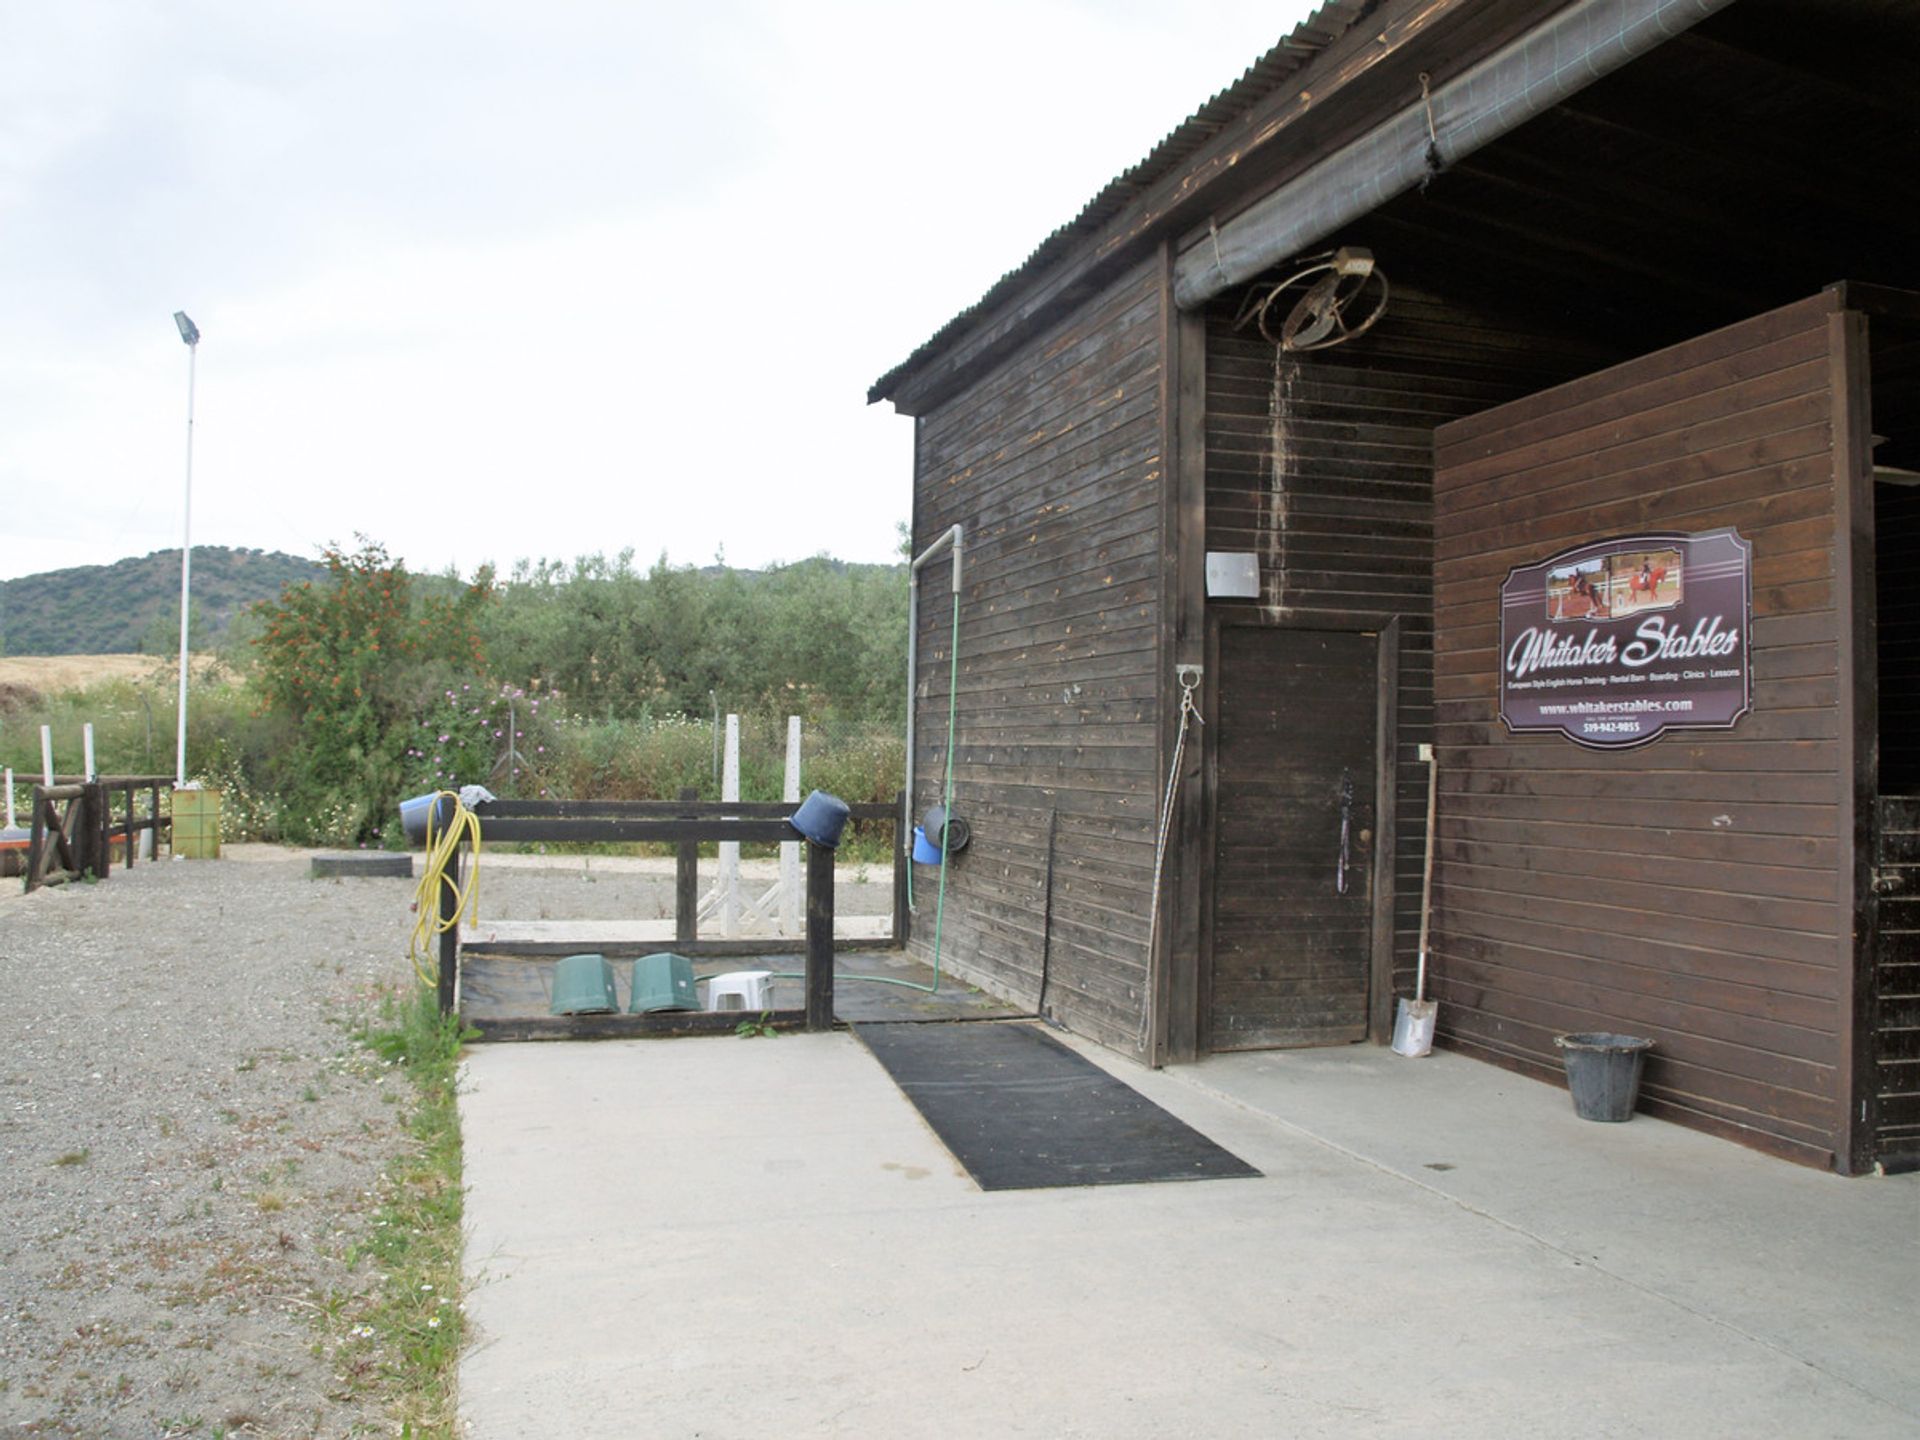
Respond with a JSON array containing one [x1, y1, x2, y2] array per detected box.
[[0, 851, 421, 1438], [0, 846, 896, 1437]]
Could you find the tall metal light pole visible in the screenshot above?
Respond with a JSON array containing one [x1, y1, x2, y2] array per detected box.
[[172, 310, 200, 788]]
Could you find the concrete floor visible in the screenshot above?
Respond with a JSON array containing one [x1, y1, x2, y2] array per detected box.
[[459, 1030, 1918, 1439]]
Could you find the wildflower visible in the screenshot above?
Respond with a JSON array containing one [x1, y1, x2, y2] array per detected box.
[[428, 1316, 442, 1329]]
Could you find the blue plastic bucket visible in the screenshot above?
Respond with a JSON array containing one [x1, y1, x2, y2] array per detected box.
[[912, 825, 944, 865], [790, 789, 851, 848], [399, 792, 455, 847]]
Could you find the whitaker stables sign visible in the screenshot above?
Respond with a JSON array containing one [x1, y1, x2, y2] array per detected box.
[[1498, 529, 1753, 749]]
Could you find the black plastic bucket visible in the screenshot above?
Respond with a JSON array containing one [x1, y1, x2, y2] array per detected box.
[[790, 789, 851, 848], [398, 792, 455, 847], [1554, 1032, 1654, 1122]]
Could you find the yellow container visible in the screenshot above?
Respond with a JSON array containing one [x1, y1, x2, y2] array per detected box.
[[171, 787, 222, 859]]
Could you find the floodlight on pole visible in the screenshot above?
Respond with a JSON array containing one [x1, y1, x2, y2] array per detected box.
[[173, 311, 199, 789]]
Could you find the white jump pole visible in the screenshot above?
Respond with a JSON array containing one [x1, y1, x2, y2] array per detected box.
[[719, 715, 741, 937], [40, 726, 55, 787], [4, 768, 15, 829], [83, 723, 96, 782], [781, 716, 802, 936]]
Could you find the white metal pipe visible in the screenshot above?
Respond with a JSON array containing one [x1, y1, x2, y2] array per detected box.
[[781, 715, 802, 936], [176, 336, 197, 788], [719, 714, 741, 937], [903, 524, 964, 856], [83, 723, 96, 781], [41, 726, 54, 787], [4, 768, 14, 829]]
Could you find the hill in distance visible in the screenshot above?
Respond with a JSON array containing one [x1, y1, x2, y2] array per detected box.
[[0, 548, 324, 657]]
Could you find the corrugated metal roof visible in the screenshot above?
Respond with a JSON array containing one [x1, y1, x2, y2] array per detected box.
[[867, 0, 1373, 405]]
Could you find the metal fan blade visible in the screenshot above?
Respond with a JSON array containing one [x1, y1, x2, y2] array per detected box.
[[1283, 273, 1344, 349]]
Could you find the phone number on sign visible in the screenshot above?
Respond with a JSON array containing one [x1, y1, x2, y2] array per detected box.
[[1581, 720, 1642, 735]]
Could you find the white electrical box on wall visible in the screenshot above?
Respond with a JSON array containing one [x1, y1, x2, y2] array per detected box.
[[1205, 552, 1261, 599]]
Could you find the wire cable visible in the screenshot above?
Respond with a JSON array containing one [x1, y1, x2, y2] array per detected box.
[[1141, 667, 1203, 1052]]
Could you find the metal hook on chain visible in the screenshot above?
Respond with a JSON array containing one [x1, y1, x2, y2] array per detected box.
[[1175, 664, 1205, 726]]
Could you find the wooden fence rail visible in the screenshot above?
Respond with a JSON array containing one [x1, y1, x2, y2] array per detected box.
[[439, 794, 909, 1036]]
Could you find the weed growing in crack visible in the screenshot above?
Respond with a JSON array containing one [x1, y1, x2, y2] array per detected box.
[[320, 983, 476, 1438]]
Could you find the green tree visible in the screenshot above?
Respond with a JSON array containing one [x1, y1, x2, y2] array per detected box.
[[249, 538, 494, 843], [478, 550, 907, 724]]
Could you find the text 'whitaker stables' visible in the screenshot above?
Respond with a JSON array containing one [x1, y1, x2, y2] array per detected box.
[[1497, 530, 1753, 748]]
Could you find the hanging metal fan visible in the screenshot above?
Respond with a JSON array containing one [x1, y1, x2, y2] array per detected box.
[[1236, 246, 1390, 352]]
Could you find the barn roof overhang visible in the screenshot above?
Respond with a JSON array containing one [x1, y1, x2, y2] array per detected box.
[[869, 0, 1920, 419]]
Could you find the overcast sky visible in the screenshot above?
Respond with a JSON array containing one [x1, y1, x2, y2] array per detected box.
[[1, 0, 1318, 583]]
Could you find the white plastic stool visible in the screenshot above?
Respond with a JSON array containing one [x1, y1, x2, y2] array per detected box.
[[705, 970, 774, 1011]]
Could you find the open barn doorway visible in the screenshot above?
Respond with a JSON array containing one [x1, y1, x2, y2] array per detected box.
[[1203, 623, 1384, 1051], [1866, 292, 1920, 1171]]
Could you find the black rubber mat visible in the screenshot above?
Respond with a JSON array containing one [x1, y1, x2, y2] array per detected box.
[[854, 1021, 1260, 1191]]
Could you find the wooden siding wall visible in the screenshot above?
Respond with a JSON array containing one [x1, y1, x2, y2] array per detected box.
[[1430, 293, 1850, 1168], [909, 256, 1166, 1055], [1203, 285, 1609, 1012]]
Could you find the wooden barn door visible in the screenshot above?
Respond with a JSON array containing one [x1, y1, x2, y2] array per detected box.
[[1207, 625, 1378, 1050]]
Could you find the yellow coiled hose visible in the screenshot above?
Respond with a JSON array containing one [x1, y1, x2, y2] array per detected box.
[[408, 791, 482, 988]]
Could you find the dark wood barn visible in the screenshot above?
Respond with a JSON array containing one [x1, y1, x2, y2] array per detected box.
[[870, 0, 1920, 1173]]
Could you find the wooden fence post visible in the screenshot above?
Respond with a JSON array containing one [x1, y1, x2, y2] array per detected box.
[[25, 787, 47, 894], [675, 786, 699, 945], [805, 838, 835, 1031], [87, 782, 109, 880], [437, 844, 462, 1016]]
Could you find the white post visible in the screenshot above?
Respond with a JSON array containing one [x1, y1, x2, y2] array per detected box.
[[719, 714, 741, 937], [4, 768, 14, 830], [40, 726, 55, 786], [175, 324, 198, 789], [781, 716, 802, 936], [83, 723, 96, 781]]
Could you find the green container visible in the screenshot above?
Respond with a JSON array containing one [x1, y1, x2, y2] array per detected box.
[[549, 953, 618, 1016], [628, 953, 700, 1013], [171, 787, 222, 860]]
